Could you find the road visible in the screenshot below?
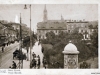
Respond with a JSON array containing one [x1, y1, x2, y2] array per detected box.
[[0, 42, 19, 69], [0, 41, 44, 69]]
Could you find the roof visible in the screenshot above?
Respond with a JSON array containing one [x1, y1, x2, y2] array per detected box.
[[37, 20, 67, 30], [63, 41, 79, 54], [88, 21, 98, 29], [88, 21, 98, 26], [0, 22, 15, 31]]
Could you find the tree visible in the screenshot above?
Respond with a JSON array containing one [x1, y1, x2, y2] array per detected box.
[[90, 31, 98, 48], [58, 31, 66, 39], [46, 31, 55, 39], [89, 25, 93, 29], [42, 29, 98, 68], [89, 30, 98, 57], [46, 31, 56, 45]]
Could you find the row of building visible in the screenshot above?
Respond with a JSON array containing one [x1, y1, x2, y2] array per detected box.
[[0, 20, 30, 45], [37, 5, 98, 40]]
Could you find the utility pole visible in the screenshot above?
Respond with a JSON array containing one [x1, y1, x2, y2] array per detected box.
[[24, 4, 32, 68], [19, 13, 23, 69]]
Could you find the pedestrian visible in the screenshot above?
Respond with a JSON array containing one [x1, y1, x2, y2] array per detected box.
[[2, 46, 4, 53], [32, 52, 36, 59], [83, 61, 88, 68], [37, 55, 40, 59], [23, 53, 26, 60], [34, 56, 39, 68], [43, 58, 47, 69], [12, 61, 17, 69], [3, 43, 5, 47], [80, 63, 82, 68], [42, 47, 44, 53], [88, 63, 91, 68], [56, 61, 59, 68], [38, 39, 41, 45], [37, 55, 40, 69], [31, 58, 36, 68]]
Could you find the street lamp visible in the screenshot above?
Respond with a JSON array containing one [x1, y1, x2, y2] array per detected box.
[[24, 4, 32, 68], [18, 13, 23, 69]]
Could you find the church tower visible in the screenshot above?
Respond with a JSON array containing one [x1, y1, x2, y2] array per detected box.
[[43, 4, 48, 22], [61, 15, 64, 21]]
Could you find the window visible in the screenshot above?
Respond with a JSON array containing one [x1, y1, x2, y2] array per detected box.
[[58, 27, 62, 29], [56, 30, 57, 33], [71, 26, 73, 28], [39, 35, 41, 38], [85, 30, 88, 34], [59, 30, 61, 33], [43, 36, 44, 39], [92, 29, 94, 32], [74, 20, 76, 22], [42, 27, 45, 28], [81, 25, 83, 27], [50, 27, 53, 28], [81, 30, 83, 32], [39, 30, 41, 33], [68, 30, 70, 33], [74, 24, 76, 27]]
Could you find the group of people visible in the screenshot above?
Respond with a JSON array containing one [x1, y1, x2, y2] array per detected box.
[[31, 52, 48, 69], [30, 52, 40, 69], [13, 48, 27, 60]]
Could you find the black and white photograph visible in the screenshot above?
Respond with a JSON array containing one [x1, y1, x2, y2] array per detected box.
[[0, 4, 98, 69]]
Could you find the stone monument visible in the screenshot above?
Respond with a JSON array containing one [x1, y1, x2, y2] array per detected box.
[[62, 41, 79, 69]]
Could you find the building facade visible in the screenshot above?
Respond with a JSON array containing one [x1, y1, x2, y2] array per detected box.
[[37, 5, 97, 40], [0, 20, 30, 45]]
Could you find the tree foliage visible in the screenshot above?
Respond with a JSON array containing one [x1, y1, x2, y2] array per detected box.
[[23, 32, 37, 49], [42, 30, 98, 68]]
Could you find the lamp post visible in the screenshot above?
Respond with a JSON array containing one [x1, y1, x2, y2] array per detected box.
[[3, 26, 7, 43], [24, 4, 32, 68], [19, 13, 23, 69]]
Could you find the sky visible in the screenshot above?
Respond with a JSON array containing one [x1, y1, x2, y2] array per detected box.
[[0, 4, 98, 32]]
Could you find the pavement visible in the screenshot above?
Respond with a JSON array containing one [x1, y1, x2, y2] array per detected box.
[[21, 41, 44, 69]]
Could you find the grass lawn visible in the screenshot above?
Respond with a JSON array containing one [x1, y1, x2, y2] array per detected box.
[[41, 44, 53, 50]]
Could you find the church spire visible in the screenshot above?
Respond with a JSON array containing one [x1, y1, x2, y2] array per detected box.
[[43, 4, 48, 22], [61, 14, 64, 21]]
